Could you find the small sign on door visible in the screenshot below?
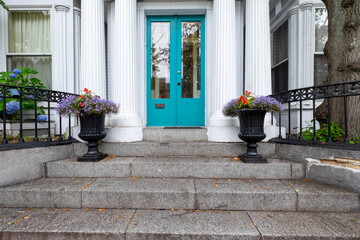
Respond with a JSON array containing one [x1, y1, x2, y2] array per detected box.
[[155, 104, 165, 109]]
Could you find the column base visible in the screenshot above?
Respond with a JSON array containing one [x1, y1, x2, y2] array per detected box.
[[103, 127, 143, 142]]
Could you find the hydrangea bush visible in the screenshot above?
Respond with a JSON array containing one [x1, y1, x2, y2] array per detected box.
[[223, 91, 283, 117], [55, 88, 119, 117]]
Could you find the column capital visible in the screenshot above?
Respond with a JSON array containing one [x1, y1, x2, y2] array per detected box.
[[55, 4, 70, 12], [74, 7, 81, 16], [287, 6, 299, 17], [300, 2, 313, 11]]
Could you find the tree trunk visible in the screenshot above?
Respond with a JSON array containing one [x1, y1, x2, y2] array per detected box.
[[316, 0, 360, 140]]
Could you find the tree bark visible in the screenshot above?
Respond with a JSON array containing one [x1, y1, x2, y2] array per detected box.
[[316, 0, 360, 140]]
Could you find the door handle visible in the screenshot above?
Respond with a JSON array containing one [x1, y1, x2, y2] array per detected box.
[[178, 82, 181, 86], [177, 71, 181, 74]]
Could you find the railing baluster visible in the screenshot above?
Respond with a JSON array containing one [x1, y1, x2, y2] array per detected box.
[[2, 86, 7, 144], [312, 99, 316, 141], [278, 111, 282, 138], [288, 102, 291, 139], [327, 97, 332, 142], [299, 100, 303, 140], [343, 95, 349, 143], [18, 88, 24, 143], [47, 95, 52, 142], [59, 115, 63, 141], [68, 115, 72, 140], [34, 89, 39, 142]]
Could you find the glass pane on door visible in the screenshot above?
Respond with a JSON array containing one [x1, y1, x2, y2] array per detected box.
[[181, 22, 201, 99], [151, 22, 171, 99]]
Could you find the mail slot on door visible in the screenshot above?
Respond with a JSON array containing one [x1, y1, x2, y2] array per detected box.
[[155, 104, 165, 109]]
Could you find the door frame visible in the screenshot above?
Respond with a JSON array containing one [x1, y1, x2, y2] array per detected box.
[[146, 15, 205, 127]]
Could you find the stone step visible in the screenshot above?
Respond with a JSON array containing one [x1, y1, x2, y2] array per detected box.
[[0, 178, 358, 212], [1, 208, 359, 239], [45, 156, 305, 179], [143, 127, 208, 142], [74, 141, 276, 157]]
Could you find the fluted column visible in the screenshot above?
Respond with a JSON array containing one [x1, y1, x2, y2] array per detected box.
[[245, 0, 271, 96], [0, 8, 8, 72], [110, 0, 142, 127], [74, 8, 81, 94], [299, 2, 314, 88], [53, 5, 73, 92], [208, 0, 237, 127], [80, 0, 106, 97], [288, 7, 299, 90]]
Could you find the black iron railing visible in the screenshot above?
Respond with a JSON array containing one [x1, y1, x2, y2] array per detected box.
[[0, 84, 78, 150], [271, 81, 360, 150]]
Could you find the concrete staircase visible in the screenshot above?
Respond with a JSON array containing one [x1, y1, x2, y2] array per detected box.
[[1, 142, 359, 239]]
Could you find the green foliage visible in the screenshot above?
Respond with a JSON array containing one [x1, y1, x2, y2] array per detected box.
[[0, 0, 9, 11], [295, 120, 344, 142], [0, 68, 47, 118]]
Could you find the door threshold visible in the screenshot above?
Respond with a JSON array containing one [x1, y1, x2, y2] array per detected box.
[[163, 127, 204, 129]]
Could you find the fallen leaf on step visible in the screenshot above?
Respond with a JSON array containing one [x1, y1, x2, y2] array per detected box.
[[252, 221, 257, 227], [98, 209, 105, 212], [263, 187, 268, 190], [252, 186, 257, 189], [63, 209, 68, 212], [130, 177, 137, 180], [215, 184, 219, 187], [267, 214, 273, 218], [59, 226, 63, 229]]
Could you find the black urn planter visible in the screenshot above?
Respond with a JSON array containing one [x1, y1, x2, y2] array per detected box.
[[77, 113, 107, 162], [235, 109, 267, 163]]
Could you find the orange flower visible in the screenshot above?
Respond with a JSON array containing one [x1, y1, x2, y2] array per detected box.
[[84, 88, 89, 93], [80, 102, 84, 107], [79, 95, 83, 99], [242, 98, 248, 105]]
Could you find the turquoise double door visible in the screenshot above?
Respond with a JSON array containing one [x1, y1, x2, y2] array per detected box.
[[147, 16, 205, 126]]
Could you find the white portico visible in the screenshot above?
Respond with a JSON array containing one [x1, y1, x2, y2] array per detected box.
[[79, 0, 274, 142]]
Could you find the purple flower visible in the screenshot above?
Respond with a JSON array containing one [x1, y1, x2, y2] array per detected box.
[[10, 73, 16, 78], [222, 98, 238, 117], [13, 68, 21, 75]]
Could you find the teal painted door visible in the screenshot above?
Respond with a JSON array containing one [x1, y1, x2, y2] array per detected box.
[[147, 16, 205, 126]]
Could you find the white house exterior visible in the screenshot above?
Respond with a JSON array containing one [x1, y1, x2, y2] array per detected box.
[[0, 0, 327, 142]]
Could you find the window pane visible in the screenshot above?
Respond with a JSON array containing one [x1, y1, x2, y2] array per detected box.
[[181, 21, 201, 99], [315, 8, 328, 52], [272, 61, 288, 94], [314, 55, 327, 86], [272, 21, 288, 65], [151, 22, 170, 99], [9, 11, 51, 53], [7, 56, 52, 89]]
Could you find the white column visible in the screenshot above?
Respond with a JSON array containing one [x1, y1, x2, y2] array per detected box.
[[288, 7, 299, 90], [208, 0, 238, 142], [299, 2, 314, 88], [105, 0, 142, 142], [53, 5, 72, 92], [0, 8, 8, 72], [74, 8, 81, 94], [80, 0, 106, 97], [245, 0, 272, 96]]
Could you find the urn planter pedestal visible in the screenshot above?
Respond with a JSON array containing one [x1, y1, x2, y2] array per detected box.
[[235, 109, 267, 163], [77, 113, 107, 162]]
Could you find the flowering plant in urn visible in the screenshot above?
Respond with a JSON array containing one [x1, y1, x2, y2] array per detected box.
[[56, 88, 119, 162], [55, 88, 118, 117], [223, 91, 283, 164]]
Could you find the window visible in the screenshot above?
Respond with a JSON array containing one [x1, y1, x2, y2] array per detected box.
[[271, 20, 288, 94], [314, 8, 328, 86], [7, 11, 52, 89], [270, 7, 276, 20], [281, 0, 290, 8]]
